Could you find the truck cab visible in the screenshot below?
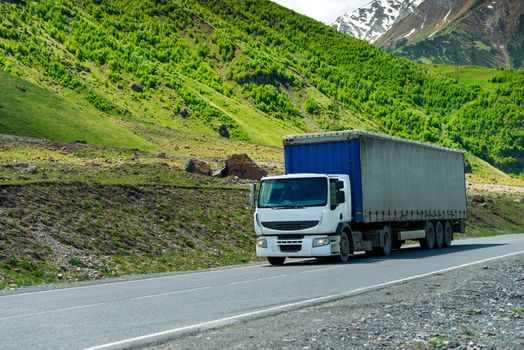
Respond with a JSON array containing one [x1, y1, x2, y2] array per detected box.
[[253, 173, 352, 265]]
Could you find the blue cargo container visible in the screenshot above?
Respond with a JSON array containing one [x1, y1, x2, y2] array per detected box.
[[283, 130, 467, 224]]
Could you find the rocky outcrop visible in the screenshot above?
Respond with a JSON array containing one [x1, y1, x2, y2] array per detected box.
[[222, 154, 267, 180]]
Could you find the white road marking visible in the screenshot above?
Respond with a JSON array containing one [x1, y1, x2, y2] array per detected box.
[[229, 274, 287, 285], [131, 287, 212, 300], [82, 250, 524, 350], [0, 303, 106, 321], [299, 266, 340, 274]]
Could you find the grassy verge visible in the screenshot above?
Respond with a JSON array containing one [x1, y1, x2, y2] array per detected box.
[[0, 183, 257, 289], [465, 194, 524, 237]]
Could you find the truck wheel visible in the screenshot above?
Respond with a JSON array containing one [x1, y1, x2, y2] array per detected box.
[[420, 221, 435, 250], [267, 257, 285, 266], [443, 221, 453, 247], [337, 231, 351, 263], [435, 221, 444, 248]]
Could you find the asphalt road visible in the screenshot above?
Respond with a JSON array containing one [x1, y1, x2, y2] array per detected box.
[[1, 234, 523, 350]]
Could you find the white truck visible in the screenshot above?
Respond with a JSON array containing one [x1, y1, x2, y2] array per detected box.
[[250, 130, 467, 265]]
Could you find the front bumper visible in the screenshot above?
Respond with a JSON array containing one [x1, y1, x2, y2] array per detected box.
[[256, 235, 340, 257]]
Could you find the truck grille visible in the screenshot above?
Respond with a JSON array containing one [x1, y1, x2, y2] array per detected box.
[[261, 221, 319, 231], [279, 245, 302, 252]]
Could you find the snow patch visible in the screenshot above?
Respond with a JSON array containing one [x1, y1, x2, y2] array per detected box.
[[403, 28, 416, 38], [443, 9, 452, 22]]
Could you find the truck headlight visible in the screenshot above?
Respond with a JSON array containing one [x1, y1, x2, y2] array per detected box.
[[312, 237, 330, 247], [257, 238, 267, 248]]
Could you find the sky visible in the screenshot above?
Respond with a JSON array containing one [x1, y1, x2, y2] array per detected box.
[[271, 0, 370, 24]]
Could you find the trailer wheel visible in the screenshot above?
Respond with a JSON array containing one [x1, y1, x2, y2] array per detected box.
[[374, 226, 392, 256], [435, 221, 444, 248], [420, 221, 435, 250], [267, 257, 285, 266], [337, 231, 351, 263], [443, 221, 453, 247]]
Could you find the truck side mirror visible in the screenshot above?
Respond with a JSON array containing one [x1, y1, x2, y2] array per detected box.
[[249, 183, 257, 208], [336, 191, 345, 204], [336, 181, 344, 190]]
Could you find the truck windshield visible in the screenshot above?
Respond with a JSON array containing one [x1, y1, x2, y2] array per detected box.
[[258, 177, 327, 208]]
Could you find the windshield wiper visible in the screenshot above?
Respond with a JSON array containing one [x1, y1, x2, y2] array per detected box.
[[271, 205, 309, 209]]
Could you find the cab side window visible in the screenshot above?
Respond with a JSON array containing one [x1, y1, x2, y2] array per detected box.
[[329, 181, 337, 209]]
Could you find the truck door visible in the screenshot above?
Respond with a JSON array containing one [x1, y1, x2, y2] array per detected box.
[[329, 178, 346, 223]]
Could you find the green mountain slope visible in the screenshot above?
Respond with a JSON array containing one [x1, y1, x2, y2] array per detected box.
[[0, 72, 152, 149], [0, 0, 522, 176]]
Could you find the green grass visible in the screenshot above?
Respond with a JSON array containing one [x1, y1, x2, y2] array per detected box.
[[465, 153, 524, 186], [0, 72, 152, 150], [466, 195, 524, 237], [178, 74, 304, 147], [423, 64, 501, 89]]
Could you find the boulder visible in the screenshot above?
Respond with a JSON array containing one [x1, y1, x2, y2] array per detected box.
[[25, 165, 37, 174], [224, 154, 267, 180], [185, 158, 211, 176], [217, 124, 230, 138], [180, 107, 190, 119], [130, 82, 143, 92]]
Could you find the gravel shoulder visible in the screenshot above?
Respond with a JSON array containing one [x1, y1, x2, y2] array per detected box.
[[149, 254, 524, 350]]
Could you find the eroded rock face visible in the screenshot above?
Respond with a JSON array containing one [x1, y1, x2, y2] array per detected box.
[[224, 154, 267, 180], [185, 158, 211, 176]]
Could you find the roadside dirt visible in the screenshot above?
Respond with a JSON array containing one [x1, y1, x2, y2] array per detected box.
[[467, 182, 524, 196]]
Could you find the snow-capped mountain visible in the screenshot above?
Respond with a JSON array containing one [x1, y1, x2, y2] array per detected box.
[[331, 0, 424, 43], [331, 0, 523, 69], [378, 0, 524, 69]]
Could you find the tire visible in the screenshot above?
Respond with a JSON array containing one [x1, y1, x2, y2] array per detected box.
[[374, 226, 392, 256], [435, 221, 444, 248], [443, 221, 453, 247], [267, 257, 285, 266], [420, 221, 435, 250], [337, 231, 351, 263]]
